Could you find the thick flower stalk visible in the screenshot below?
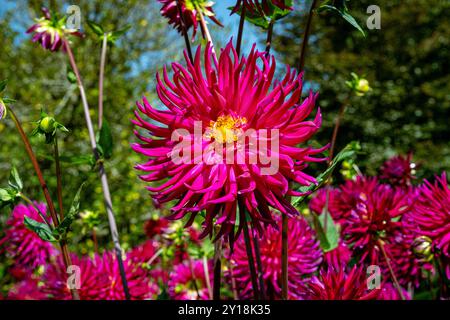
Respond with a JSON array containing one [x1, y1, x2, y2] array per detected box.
[[26, 7, 82, 52], [231, 215, 322, 299], [133, 41, 326, 241], [159, 0, 222, 39], [0, 204, 57, 272], [412, 173, 450, 278]]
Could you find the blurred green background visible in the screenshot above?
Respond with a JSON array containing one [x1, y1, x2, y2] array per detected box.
[[0, 0, 449, 259]]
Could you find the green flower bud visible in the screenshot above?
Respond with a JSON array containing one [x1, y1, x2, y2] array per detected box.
[[412, 236, 434, 262], [355, 79, 371, 96], [39, 116, 56, 133]]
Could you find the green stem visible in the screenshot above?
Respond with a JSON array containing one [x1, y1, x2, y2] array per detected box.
[[98, 34, 108, 128], [241, 203, 260, 300], [64, 40, 130, 300], [7, 106, 80, 300], [265, 20, 274, 57], [53, 136, 64, 221], [176, 0, 193, 62], [378, 240, 406, 300], [236, 4, 246, 56]]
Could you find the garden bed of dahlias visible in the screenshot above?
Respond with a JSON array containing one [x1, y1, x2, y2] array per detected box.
[[0, 0, 448, 301]]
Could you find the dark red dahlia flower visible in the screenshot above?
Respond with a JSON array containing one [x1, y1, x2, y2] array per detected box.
[[380, 153, 416, 187], [299, 266, 380, 300], [144, 216, 170, 239], [330, 177, 428, 287], [133, 41, 326, 241], [412, 173, 450, 269], [26, 7, 82, 52], [158, 0, 222, 39], [0, 203, 57, 272], [231, 215, 322, 299], [168, 259, 212, 300]]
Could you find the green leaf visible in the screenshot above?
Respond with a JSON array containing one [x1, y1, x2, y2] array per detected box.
[[97, 120, 113, 159], [312, 209, 340, 252], [54, 183, 85, 236], [2, 98, 16, 104], [87, 20, 104, 36], [67, 70, 77, 84], [108, 24, 131, 43], [0, 188, 12, 202], [8, 166, 23, 191], [317, 4, 366, 37], [0, 79, 7, 93], [24, 216, 58, 242], [293, 141, 361, 206]]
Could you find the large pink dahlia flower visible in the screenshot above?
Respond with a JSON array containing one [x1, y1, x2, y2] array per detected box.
[[133, 42, 326, 241], [231, 215, 322, 299], [0, 203, 57, 272]]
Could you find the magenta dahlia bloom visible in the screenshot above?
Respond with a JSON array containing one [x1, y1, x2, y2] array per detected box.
[[159, 0, 222, 39], [133, 42, 326, 241], [27, 7, 82, 52], [378, 283, 411, 300], [43, 248, 159, 300], [412, 173, 450, 270], [42, 254, 109, 300], [300, 266, 380, 300], [380, 153, 416, 187], [7, 278, 47, 300], [329, 177, 427, 287], [168, 259, 212, 300], [0, 203, 57, 272], [322, 242, 352, 270], [232, 0, 293, 15], [231, 215, 322, 299]]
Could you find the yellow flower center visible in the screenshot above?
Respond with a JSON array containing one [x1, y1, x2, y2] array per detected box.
[[204, 115, 247, 144]]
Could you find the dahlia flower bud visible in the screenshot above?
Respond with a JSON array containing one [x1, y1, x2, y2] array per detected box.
[[411, 236, 434, 262], [345, 72, 371, 96], [39, 116, 56, 134], [27, 7, 83, 52], [32, 111, 69, 143]]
